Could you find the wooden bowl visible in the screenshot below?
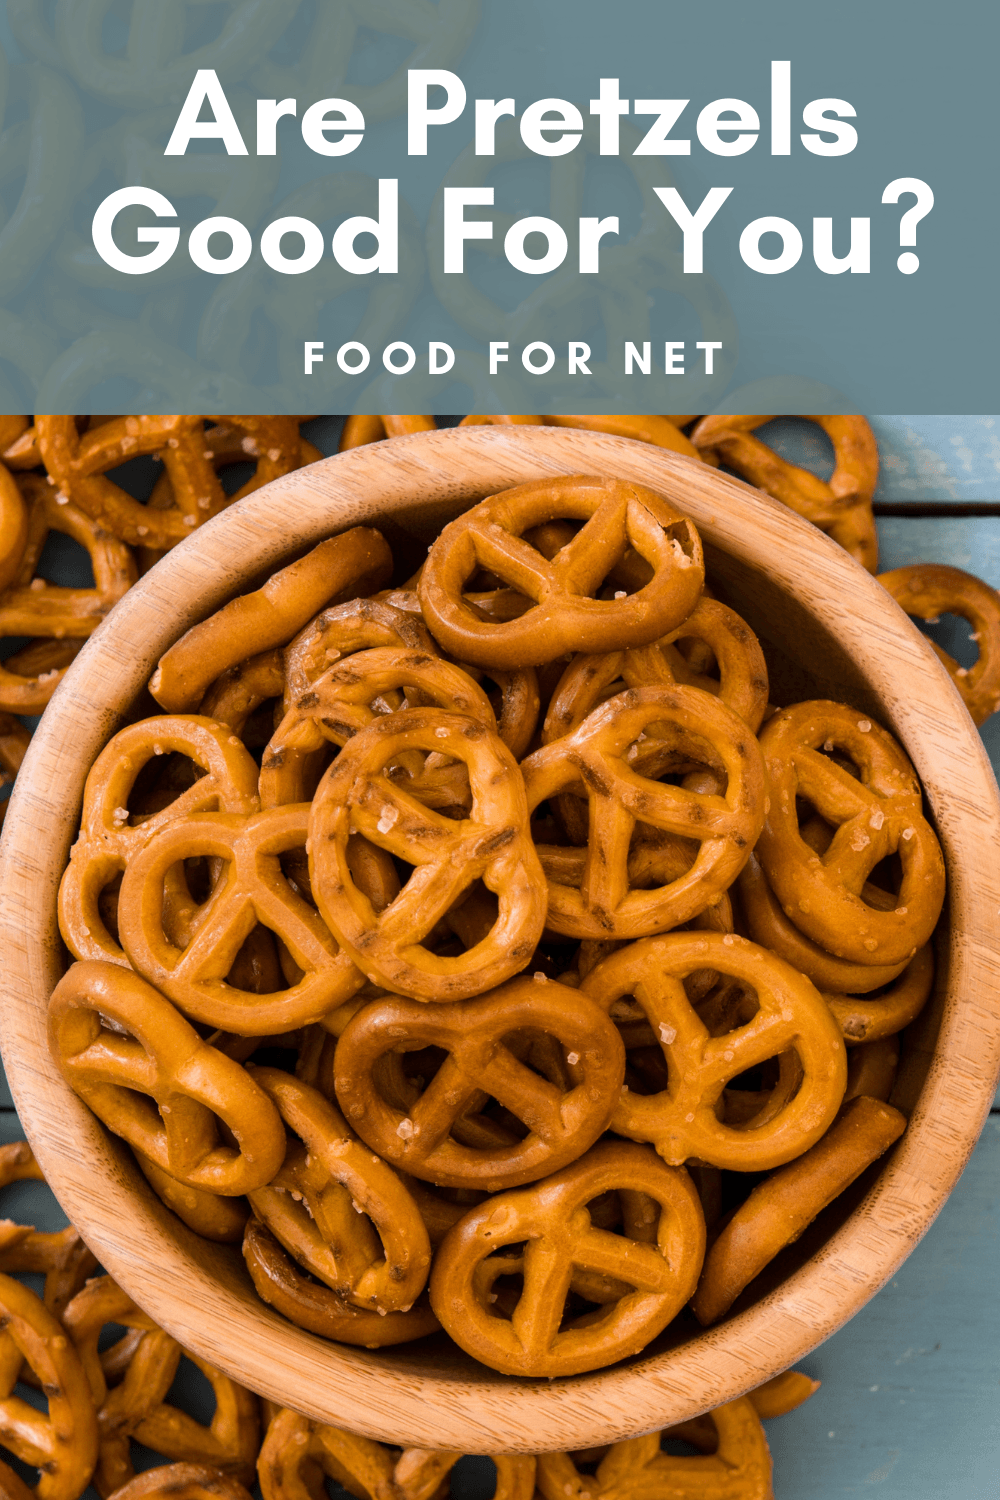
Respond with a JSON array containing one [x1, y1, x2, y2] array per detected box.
[[2, 426, 999, 1454]]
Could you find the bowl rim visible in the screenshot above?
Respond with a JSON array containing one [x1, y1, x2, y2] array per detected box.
[[2, 423, 999, 1453]]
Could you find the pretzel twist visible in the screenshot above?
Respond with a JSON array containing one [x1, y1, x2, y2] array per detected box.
[[429, 1141, 705, 1376], [536, 1396, 772, 1500], [523, 686, 767, 939], [309, 708, 547, 1001], [0, 1271, 99, 1500], [419, 475, 704, 668], [582, 932, 847, 1170], [284, 596, 438, 708], [247, 1070, 432, 1314], [878, 563, 1000, 725], [58, 716, 261, 966], [0, 1142, 99, 1318], [334, 978, 626, 1190], [150, 530, 393, 714], [48, 961, 286, 1194], [756, 702, 946, 965], [692, 1096, 906, 1325]]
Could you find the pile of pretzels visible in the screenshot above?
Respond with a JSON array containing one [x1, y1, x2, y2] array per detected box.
[[46, 454, 948, 1382], [0, 1141, 822, 1500]]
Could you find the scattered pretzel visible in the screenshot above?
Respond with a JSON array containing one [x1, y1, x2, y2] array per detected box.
[[0, 1142, 98, 1318], [48, 961, 286, 1195], [419, 475, 704, 668], [309, 708, 547, 1001], [692, 1095, 906, 1324], [429, 1141, 705, 1376], [756, 701, 946, 965], [747, 1368, 821, 1419], [150, 529, 393, 713], [334, 978, 625, 1189], [523, 686, 767, 939], [879, 562, 1000, 724]]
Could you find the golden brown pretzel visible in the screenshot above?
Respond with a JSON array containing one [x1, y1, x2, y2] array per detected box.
[[64, 1276, 259, 1498], [0, 1271, 99, 1500], [48, 961, 286, 1195], [429, 1141, 705, 1376], [418, 475, 704, 668], [690, 414, 879, 572], [747, 1369, 820, 1419], [150, 530, 393, 713], [283, 595, 438, 707], [522, 686, 766, 939], [103, 1465, 254, 1500], [242, 1219, 439, 1348], [691, 1095, 906, 1325], [117, 804, 372, 1033], [132, 1152, 250, 1245], [199, 651, 287, 740], [58, 715, 260, 966], [246, 1069, 432, 1314], [756, 701, 946, 965], [878, 563, 1000, 724], [822, 944, 934, 1044], [581, 932, 847, 1170], [339, 416, 436, 449], [309, 707, 547, 1001], [535, 1397, 772, 1500], [0, 1142, 98, 1318], [543, 413, 702, 461], [333, 977, 626, 1190]]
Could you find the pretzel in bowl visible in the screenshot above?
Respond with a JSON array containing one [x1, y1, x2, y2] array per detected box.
[[756, 701, 946, 965], [0, 1142, 98, 1318], [418, 475, 705, 668], [429, 1141, 705, 1376], [333, 978, 626, 1190], [522, 686, 767, 939], [48, 962, 286, 1195], [283, 594, 438, 706], [878, 562, 1000, 725], [581, 932, 847, 1170], [308, 707, 547, 1001]]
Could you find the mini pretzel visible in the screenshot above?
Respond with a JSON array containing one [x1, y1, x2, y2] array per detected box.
[[582, 932, 846, 1170], [339, 416, 436, 450], [246, 1069, 432, 1314], [756, 701, 946, 965], [242, 1219, 439, 1349], [522, 686, 766, 939], [429, 1141, 705, 1377], [823, 944, 933, 1044], [543, 413, 702, 461], [64, 1276, 259, 1498], [333, 978, 626, 1190], [150, 529, 393, 713], [536, 1397, 772, 1500], [58, 716, 260, 966], [102, 1465, 253, 1500], [48, 961, 286, 1195], [283, 595, 438, 707], [0, 1142, 98, 1318], [419, 475, 704, 669], [0, 1271, 99, 1500], [133, 1152, 250, 1245], [309, 708, 547, 1001], [878, 563, 1000, 724], [690, 414, 879, 571], [691, 1095, 906, 1325]]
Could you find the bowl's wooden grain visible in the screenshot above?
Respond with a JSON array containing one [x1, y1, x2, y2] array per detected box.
[[1, 425, 998, 1453]]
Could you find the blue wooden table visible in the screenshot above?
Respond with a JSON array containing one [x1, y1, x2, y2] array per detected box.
[[1, 415, 997, 1498]]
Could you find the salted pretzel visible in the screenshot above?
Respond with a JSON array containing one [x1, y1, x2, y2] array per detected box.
[[581, 932, 846, 1170], [242, 1218, 439, 1348], [756, 701, 946, 965], [133, 1152, 250, 1245], [536, 1396, 772, 1500], [429, 1141, 704, 1377], [260, 648, 499, 810], [879, 563, 1000, 724], [284, 595, 438, 707], [117, 802, 382, 1033], [690, 414, 879, 572], [0, 1142, 98, 1318], [150, 529, 393, 713], [692, 1095, 906, 1325], [64, 1276, 259, 1498], [418, 475, 704, 668], [339, 416, 436, 449], [246, 1069, 432, 1314], [199, 651, 286, 741], [522, 686, 766, 939], [334, 978, 625, 1190], [543, 413, 703, 461], [309, 708, 547, 1001], [58, 715, 260, 965], [822, 944, 933, 1044], [0, 1271, 99, 1500], [102, 1466, 253, 1500], [48, 961, 286, 1195]]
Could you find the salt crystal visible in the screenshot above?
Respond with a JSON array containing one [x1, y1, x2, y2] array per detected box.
[[614, 590, 627, 600], [183, 515, 195, 527], [901, 827, 915, 840], [29, 578, 45, 591], [533, 972, 548, 984], [241, 436, 258, 454], [857, 720, 872, 733], [823, 739, 835, 752], [268, 448, 281, 461], [396, 1118, 415, 1140], [895, 905, 908, 915], [377, 806, 399, 834], [198, 496, 210, 509], [136, 525, 148, 536], [112, 806, 129, 825], [724, 1050, 734, 1061], [435, 727, 449, 738], [869, 809, 885, 830], [684, 1112, 695, 1122], [658, 1024, 676, 1044], [722, 933, 735, 945], [566, 1051, 580, 1065], [850, 829, 871, 851], [55, 491, 69, 506], [352, 1200, 364, 1214]]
